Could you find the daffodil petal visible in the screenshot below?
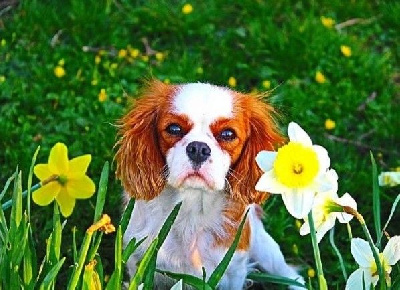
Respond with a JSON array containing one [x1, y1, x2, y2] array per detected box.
[[316, 169, 337, 193], [345, 268, 372, 290], [281, 189, 315, 219], [68, 154, 92, 178], [315, 214, 336, 243], [313, 145, 330, 172], [255, 170, 288, 194], [299, 221, 310, 236], [56, 188, 76, 217], [351, 238, 375, 267], [255, 151, 277, 172], [336, 193, 357, 223], [67, 176, 96, 199], [383, 235, 400, 265], [34, 164, 53, 181], [288, 122, 312, 146], [48, 143, 69, 175], [32, 182, 61, 206]]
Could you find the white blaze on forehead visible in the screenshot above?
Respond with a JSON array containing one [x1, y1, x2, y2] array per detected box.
[[172, 83, 233, 124]]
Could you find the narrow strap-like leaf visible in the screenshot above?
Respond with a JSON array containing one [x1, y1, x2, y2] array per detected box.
[[93, 161, 109, 223]]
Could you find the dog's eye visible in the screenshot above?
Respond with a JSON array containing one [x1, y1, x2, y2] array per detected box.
[[166, 123, 184, 137], [218, 128, 236, 142]]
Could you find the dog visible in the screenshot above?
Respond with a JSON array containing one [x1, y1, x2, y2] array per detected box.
[[116, 80, 305, 289]]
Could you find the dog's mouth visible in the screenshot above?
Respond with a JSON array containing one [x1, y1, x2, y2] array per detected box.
[[178, 171, 215, 190]]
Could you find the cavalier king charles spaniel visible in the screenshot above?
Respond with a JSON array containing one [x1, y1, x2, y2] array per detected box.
[[116, 80, 304, 289]]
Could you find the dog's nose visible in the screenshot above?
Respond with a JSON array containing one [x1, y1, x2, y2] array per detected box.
[[186, 141, 211, 166]]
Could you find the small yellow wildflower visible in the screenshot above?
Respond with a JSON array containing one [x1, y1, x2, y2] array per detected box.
[[118, 49, 127, 58], [0, 75, 5, 83], [340, 45, 352, 57], [91, 79, 98, 86], [1, 39, 6, 46], [308, 268, 316, 278], [155, 52, 165, 61], [141, 55, 149, 62], [315, 71, 327, 84], [228, 77, 237, 87], [33, 143, 95, 217], [110, 63, 118, 70], [196, 67, 204, 74], [262, 80, 271, 89], [129, 48, 140, 58], [182, 3, 193, 14], [95, 55, 101, 65], [295, 219, 302, 230], [98, 89, 107, 102], [320, 16, 335, 29], [87, 214, 116, 234], [325, 119, 336, 130], [54, 66, 66, 78]]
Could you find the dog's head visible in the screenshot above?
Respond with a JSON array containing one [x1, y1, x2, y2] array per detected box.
[[115, 80, 283, 203]]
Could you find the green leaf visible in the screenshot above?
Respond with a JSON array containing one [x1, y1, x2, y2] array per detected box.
[[157, 270, 213, 290], [10, 170, 23, 239], [93, 161, 109, 223], [27, 146, 40, 219], [39, 257, 66, 290], [0, 171, 16, 202], [23, 224, 38, 290], [128, 237, 158, 290], [371, 153, 382, 248], [247, 272, 307, 288], [49, 202, 62, 263], [207, 209, 249, 287], [122, 237, 146, 264], [120, 198, 135, 234]]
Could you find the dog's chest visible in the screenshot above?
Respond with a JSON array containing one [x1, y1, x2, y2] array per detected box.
[[124, 188, 229, 273]]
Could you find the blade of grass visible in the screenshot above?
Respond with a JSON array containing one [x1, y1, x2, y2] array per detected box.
[[329, 227, 347, 280], [120, 198, 135, 234], [39, 257, 66, 290], [122, 237, 146, 264], [157, 270, 213, 290], [27, 146, 40, 220], [207, 209, 249, 287], [380, 193, 400, 242], [24, 225, 38, 289], [93, 161, 109, 223], [0, 171, 16, 202], [128, 237, 158, 290], [247, 272, 307, 288], [370, 153, 382, 248], [10, 170, 23, 236]]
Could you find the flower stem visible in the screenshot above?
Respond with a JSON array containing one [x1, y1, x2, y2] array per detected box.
[[343, 206, 386, 289], [1, 175, 58, 211], [308, 211, 328, 290], [329, 227, 347, 280]]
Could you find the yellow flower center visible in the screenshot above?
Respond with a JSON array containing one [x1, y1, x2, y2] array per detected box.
[[273, 142, 319, 188]]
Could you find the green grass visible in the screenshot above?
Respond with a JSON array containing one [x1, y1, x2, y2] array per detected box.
[[1, 0, 399, 288]]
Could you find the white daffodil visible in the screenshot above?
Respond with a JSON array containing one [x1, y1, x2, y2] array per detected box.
[[346, 236, 400, 289], [379, 171, 400, 187], [299, 169, 357, 242], [255, 122, 333, 219]]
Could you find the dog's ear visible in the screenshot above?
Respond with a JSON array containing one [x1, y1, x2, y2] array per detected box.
[[115, 80, 174, 200], [229, 93, 284, 204]]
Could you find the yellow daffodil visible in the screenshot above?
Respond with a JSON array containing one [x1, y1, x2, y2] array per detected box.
[[98, 89, 107, 102], [346, 236, 400, 289], [182, 4, 193, 14], [315, 71, 327, 84], [320, 16, 335, 29], [262, 80, 271, 89], [228, 76, 237, 87], [33, 143, 95, 217], [378, 171, 400, 187], [84, 260, 102, 290], [118, 49, 127, 58], [54, 66, 66, 78], [300, 169, 357, 242], [87, 214, 115, 234], [256, 122, 334, 219], [340, 45, 352, 57], [325, 118, 336, 130]]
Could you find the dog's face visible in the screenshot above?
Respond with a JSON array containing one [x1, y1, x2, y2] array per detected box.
[[116, 80, 283, 202]]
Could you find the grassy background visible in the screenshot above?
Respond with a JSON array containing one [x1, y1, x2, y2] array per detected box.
[[1, 0, 399, 288]]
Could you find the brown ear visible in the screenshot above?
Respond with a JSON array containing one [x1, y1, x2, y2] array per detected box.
[[229, 93, 284, 204], [115, 80, 174, 200]]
